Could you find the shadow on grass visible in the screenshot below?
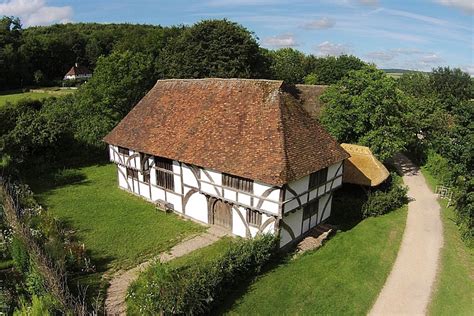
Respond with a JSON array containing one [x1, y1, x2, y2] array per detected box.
[[212, 251, 295, 315]]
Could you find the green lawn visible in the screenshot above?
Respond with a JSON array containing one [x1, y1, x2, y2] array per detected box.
[[420, 168, 474, 315], [226, 206, 408, 315], [0, 89, 74, 107], [28, 163, 204, 271]]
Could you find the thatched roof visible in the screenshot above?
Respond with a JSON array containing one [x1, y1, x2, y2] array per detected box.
[[341, 143, 389, 187], [104, 79, 348, 186]]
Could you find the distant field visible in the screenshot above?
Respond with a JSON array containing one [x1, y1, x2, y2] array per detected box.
[[0, 89, 74, 107]]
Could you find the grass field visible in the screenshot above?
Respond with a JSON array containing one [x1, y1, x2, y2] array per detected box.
[[0, 89, 74, 107], [27, 163, 204, 271], [420, 168, 474, 315], [225, 206, 408, 315]]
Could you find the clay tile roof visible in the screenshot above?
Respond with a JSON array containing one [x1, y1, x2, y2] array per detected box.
[[340, 143, 390, 187], [65, 64, 91, 76], [104, 78, 349, 186], [295, 84, 329, 119]]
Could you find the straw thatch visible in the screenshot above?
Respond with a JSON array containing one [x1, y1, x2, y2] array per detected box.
[[341, 143, 390, 187]]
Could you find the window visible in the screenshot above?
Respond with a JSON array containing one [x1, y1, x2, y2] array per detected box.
[[309, 167, 328, 189], [126, 168, 138, 180], [118, 146, 129, 155], [303, 198, 319, 220], [246, 209, 262, 227], [222, 173, 253, 193], [155, 157, 174, 190]]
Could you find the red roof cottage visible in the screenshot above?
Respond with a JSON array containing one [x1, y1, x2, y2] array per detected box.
[[104, 78, 349, 248]]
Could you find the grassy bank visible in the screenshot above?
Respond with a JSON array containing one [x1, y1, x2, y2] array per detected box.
[[225, 206, 408, 315]]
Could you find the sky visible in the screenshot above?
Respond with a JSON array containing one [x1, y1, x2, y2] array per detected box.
[[1, 0, 473, 74]]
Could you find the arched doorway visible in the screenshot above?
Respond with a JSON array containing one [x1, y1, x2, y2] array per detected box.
[[209, 198, 232, 231]]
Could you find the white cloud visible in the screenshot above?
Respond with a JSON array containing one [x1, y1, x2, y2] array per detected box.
[[314, 41, 352, 56], [302, 17, 335, 29], [262, 33, 298, 48], [436, 0, 474, 15], [0, 0, 73, 26], [420, 53, 444, 64], [461, 65, 474, 76]]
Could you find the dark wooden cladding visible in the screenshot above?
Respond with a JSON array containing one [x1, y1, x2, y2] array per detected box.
[[155, 156, 173, 170], [155, 157, 174, 190], [126, 167, 138, 180], [309, 167, 328, 189], [246, 209, 262, 226], [303, 198, 319, 220], [223, 173, 253, 193], [118, 146, 129, 155]]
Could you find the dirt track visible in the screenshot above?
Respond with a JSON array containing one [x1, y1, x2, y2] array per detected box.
[[370, 154, 443, 315]]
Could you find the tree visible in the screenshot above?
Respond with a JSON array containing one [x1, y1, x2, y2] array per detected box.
[[305, 55, 366, 84], [269, 48, 306, 84], [72, 51, 155, 146], [320, 66, 408, 160], [158, 19, 264, 78], [429, 67, 472, 110]]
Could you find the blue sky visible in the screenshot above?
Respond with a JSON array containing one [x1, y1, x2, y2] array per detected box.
[[1, 0, 472, 73]]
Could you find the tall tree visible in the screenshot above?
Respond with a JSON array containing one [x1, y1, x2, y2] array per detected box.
[[320, 66, 408, 160], [429, 67, 472, 110], [158, 19, 264, 78], [268, 48, 306, 84], [72, 51, 155, 146]]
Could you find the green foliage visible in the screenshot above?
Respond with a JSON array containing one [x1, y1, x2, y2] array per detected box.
[[303, 72, 318, 85], [10, 237, 29, 273], [13, 295, 56, 316], [320, 66, 408, 160], [424, 151, 452, 185], [362, 180, 408, 218], [159, 19, 263, 79], [429, 67, 473, 110], [25, 264, 47, 297], [127, 235, 278, 315], [304, 54, 366, 84], [72, 51, 155, 146], [269, 48, 306, 84]]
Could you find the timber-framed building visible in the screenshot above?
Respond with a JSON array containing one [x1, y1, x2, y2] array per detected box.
[[104, 78, 349, 248]]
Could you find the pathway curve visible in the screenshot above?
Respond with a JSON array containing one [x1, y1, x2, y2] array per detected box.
[[104, 226, 228, 315], [369, 154, 444, 315]]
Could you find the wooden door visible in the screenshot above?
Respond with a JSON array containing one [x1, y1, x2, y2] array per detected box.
[[211, 199, 232, 230]]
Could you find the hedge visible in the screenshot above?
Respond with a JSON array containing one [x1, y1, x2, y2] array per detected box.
[[127, 234, 278, 315]]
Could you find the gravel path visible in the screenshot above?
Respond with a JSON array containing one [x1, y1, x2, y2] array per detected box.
[[104, 226, 228, 315], [369, 154, 444, 315]]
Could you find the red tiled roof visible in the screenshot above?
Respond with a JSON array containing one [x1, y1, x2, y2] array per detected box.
[[65, 65, 91, 76], [295, 84, 328, 118], [104, 79, 349, 186]]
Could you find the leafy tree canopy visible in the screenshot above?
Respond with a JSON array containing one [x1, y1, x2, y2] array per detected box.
[[159, 19, 263, 79], [72, 51, 155, 146], [269, 48, 306, 84], [429, 67, 473, 110], [320, 66, 408, 160]]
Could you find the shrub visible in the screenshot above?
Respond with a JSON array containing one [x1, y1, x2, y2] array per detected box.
[[425, 151, 452, 185], [127, 234, 277, 315], [13, 295, 57, 316], [362, 180, 408, 218], [10, 237, 29, 273]]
